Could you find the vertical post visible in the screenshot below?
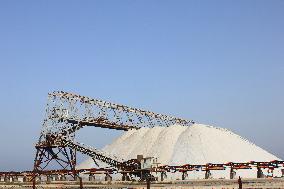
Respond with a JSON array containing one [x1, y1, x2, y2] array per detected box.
[[105, 173, 112, 181], [4, 175, 9, 182], [238, 176, 242, 189], [161, 172, 164, 181], [32, 178, 36, 189], [89, 174, 94, 181], [182, 171, 187, 180], [60, 174, 66, 181], [230, 168, 236, 179], [257, 167, 263, 178], [79, 177, 83, 189], [205, 170, 211, 179], [146, 178, 150, 189]]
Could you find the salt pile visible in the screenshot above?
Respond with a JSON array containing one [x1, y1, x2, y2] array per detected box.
[[79, 124, 281, 179]]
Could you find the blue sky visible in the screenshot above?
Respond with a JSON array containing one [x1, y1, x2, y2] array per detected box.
[[0, 1, 283, 171]]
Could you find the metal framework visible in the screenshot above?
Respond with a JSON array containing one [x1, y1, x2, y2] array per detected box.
[[34, 91, 194, 177], [32, 91, 283, 182], [2, 160, 283, 183]]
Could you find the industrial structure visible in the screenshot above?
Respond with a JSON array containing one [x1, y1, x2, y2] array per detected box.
[[33, 91, 194, 181], [31, 91, 283, 181], [1, 91, 283, 188]]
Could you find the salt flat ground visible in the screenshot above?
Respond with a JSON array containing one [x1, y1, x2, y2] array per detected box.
[[1, 178, 284, 189]]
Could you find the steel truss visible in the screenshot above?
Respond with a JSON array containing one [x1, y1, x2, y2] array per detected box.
[[34, 145, 76, 173], [34, 91, 194, 178]]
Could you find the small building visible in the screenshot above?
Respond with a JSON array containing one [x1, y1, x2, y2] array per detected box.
[[137, 155, 159, 169]]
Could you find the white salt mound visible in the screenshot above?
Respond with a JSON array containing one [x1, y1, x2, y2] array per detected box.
[[78, 124, 281, 179]]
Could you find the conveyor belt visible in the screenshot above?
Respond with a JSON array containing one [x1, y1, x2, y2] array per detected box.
[[60, 138, 139, 171]]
